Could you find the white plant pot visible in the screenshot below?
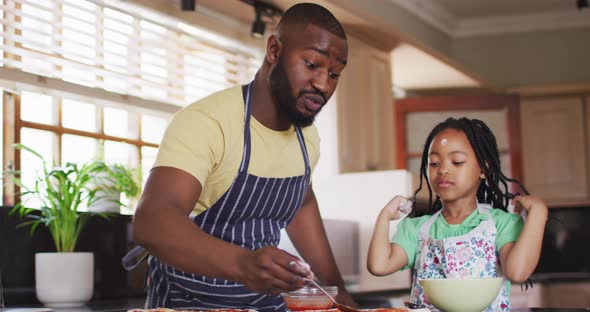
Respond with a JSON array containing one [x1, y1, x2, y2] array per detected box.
[[35, 252, 94, 308]]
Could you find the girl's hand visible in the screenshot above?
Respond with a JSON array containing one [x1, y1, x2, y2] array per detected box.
[[381, 195, 411, 220], [512, 194, 548, 216]]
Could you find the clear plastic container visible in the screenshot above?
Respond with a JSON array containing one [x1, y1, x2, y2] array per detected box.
[[282, 286, 338, 311]]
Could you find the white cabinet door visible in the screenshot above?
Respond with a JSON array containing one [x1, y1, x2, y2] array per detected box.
[[520, 97, 588, 205]]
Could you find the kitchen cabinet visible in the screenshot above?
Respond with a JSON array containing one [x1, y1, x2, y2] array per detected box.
[[542, 281, 590, 308], [520, 96, 590, 206], [336, 36, 395, 173], [510, 283, 544, 308], [510, 281, 590, 308]]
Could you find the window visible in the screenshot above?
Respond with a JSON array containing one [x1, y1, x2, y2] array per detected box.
[[4, 90, 168, 214], [1, 0, 262, 213], [0, 0, 261, 106]]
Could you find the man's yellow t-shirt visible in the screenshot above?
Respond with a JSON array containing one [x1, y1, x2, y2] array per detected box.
[[153, 85, 320, 215]]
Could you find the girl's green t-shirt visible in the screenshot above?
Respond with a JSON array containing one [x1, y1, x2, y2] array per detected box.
[[392, 207, 524, 270]]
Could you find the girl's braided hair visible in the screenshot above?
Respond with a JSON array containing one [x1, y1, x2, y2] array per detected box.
[[410, 117, 534, 290], [411, 117, 530, 217]]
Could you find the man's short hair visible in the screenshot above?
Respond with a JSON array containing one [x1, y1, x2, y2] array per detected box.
[[277, 3, 346, 40]]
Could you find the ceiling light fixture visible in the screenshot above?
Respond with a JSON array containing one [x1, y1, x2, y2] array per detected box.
[[251, 7, 266, 39], [578, 0, 589, 10], [181, 0, 196, 11], [241, 0, 283, 39]]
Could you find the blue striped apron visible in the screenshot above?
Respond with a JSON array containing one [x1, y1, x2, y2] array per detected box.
[[145, 83, 311, 311]]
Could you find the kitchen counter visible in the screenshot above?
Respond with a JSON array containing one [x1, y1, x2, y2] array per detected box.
[[4, 299, 589, 312], [2, 298, 146, 312], [513, 309, 590, 311]]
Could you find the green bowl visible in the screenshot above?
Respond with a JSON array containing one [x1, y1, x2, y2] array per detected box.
[[419, 277, 503, 312]]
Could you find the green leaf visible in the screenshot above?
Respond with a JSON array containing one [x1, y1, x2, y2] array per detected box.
[[2, 144, 141, 252]]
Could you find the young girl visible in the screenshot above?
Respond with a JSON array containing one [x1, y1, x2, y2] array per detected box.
[[367, 117, 548, 311]]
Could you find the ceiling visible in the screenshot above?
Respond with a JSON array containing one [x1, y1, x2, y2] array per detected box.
[[438, 0, 574, 18], [393, 0, 590, 38], [388, 0, 590, 90], [179, 0, 590, 90], [391, 43, 478, 91], [183, 0, 587, 26]]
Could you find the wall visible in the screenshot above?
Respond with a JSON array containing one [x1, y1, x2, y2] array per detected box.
[[313, 170, 414, 292]]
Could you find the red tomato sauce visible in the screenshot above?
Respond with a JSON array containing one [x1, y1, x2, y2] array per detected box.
[[283, 295, 333, 311]]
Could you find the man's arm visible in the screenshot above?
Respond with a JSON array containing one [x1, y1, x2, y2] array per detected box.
[[133, 166, 308, 294], [285, 186, 358, 307]]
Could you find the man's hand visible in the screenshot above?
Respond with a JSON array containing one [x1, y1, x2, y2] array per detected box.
[[237, 246, 311, 295]]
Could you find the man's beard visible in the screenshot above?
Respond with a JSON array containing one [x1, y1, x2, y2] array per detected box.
[[269, 58, 321, 128]]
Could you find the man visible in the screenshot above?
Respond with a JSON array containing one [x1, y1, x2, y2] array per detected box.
[[130, 3, 355, 311]]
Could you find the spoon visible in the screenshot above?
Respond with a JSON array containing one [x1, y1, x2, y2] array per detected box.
[[289, 261, 362, 312], [306, 279, 362, 312]]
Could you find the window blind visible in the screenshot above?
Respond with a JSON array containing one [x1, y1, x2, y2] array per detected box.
[[0, 0, 261, 106]]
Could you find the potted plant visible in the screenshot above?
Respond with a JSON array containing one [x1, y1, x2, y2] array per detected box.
[[3, 144, 140, 308], [90, 163, 142, 213]]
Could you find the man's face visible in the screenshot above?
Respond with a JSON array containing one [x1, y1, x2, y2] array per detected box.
[[269, 24, 348, 127]]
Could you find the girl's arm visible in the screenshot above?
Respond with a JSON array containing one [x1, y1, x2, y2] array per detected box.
[[367, 195, 409, 276], [500, 195, 548, 283]]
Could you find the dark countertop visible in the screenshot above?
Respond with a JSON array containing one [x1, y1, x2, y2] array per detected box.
[[513, 309, 590, 312], [4, 298, 589, 311], [6, 297, 588, 312], [3, 298, 146, 312]]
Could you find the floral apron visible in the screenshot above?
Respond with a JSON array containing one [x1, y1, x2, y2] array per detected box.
[[409, 203, 510, 311]]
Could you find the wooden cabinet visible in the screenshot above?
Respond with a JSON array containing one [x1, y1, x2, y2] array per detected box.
[[543, 281, 590, 308], [520, 96, 589, 206], [510, 281, 590, 308], [510, 283, 544, 308], [336, 36, 395, 173]]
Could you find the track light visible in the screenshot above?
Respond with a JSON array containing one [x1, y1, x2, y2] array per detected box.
[[241, 0, 283, 39], [251, 7, 266, 38], [181, 0, 195, 11]]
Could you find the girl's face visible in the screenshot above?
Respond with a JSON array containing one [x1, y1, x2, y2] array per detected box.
[[427, 128, 483, 203]]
